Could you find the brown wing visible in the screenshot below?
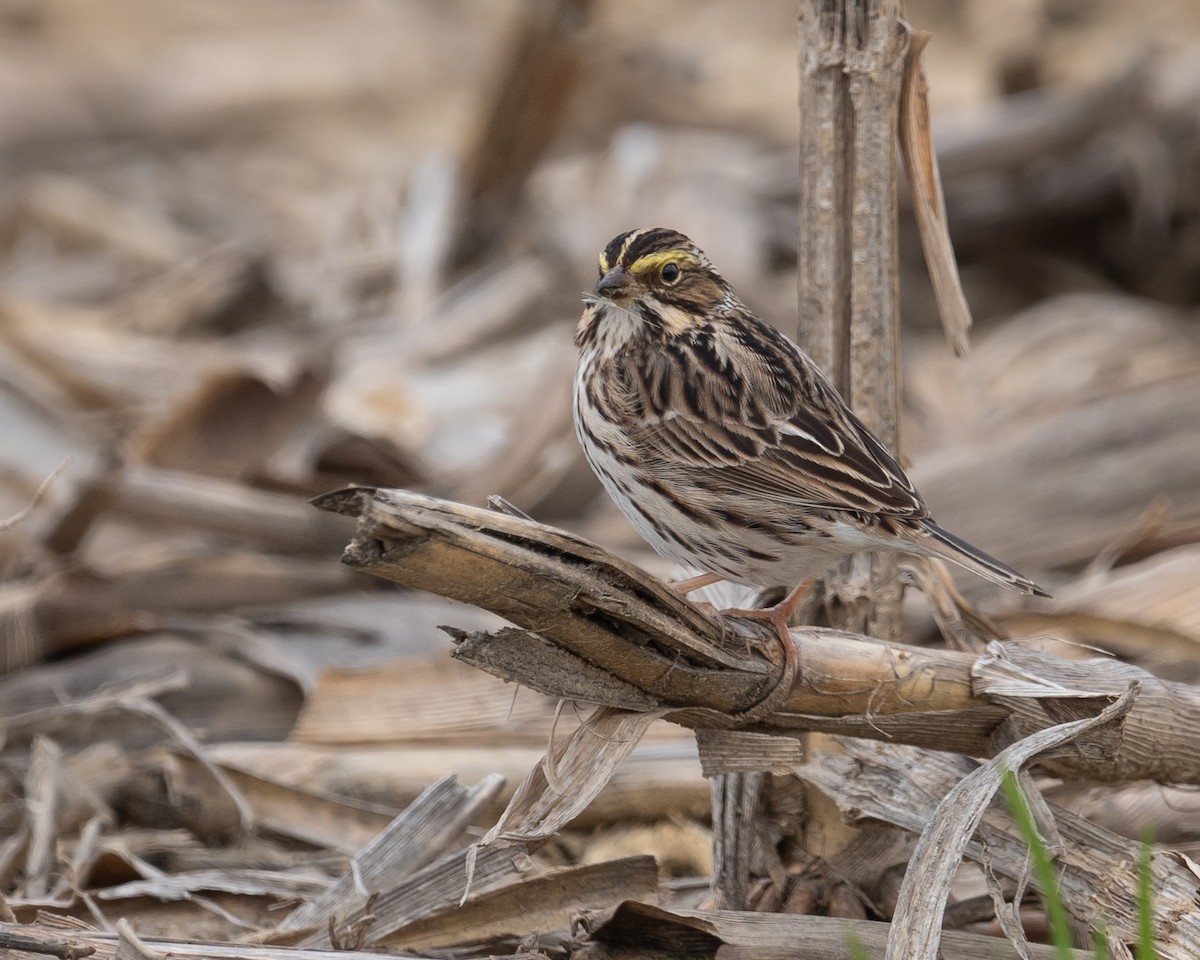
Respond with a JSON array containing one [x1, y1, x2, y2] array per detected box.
[[620, 314, 929, 520]]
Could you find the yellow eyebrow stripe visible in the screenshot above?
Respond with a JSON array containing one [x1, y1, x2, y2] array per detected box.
[[629, 250, 698, 274]]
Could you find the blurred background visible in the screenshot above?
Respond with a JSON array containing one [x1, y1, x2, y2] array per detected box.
[[3, 0, 1200, 941]]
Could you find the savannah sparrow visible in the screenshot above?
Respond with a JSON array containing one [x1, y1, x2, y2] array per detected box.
[[573, 227, 1047, 632]]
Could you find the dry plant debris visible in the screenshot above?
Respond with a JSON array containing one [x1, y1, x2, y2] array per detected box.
[[1, 1, 1200, 958]]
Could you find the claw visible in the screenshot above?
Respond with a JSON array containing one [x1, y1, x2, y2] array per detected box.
[[721, 579, 813, 646]]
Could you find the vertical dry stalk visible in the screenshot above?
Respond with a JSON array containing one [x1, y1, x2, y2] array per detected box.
[[797, 0, 909, 639], [711, 0, 910, 910], [793, 0, 910, 883], [710, 772, 766, 911]]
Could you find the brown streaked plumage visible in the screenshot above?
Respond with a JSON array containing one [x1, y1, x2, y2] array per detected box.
[[573, 227, 1048, 610]]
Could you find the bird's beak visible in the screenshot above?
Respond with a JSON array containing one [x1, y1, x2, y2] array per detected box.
[[596, 267, 632, 300]]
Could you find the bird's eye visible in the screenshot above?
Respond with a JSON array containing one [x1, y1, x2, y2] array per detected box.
[[661, 262, 681, 284]]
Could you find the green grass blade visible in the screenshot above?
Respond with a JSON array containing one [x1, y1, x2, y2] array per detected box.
[[1138, 829, 1156, 960], [845, 929, 870, 960], [999, 767, 1075, 960]]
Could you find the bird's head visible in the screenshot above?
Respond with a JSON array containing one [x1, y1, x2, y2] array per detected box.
[[577, 228, 732, 349]]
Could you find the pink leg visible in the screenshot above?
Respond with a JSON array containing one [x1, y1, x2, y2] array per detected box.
[[669, 571, 726, 596]]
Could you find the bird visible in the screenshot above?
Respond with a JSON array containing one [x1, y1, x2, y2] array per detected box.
[[573, 227, 1048, 639]]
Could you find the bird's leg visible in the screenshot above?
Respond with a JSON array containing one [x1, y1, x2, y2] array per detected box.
[[668, 571, 725, 618], [669, 571, 726, 596], [721, 579, 813, 646]]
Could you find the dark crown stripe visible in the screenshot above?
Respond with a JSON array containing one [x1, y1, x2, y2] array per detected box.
[[620, 227, 691, 266]]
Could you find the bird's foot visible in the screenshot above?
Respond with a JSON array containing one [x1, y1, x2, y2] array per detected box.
[[720, 579, 813, 647]]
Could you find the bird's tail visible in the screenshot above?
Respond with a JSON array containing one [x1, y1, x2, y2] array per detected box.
[[915, 520, 1051, 598]]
